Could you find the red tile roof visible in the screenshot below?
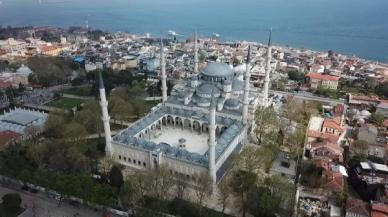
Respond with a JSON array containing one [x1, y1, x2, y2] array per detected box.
[[0, 130, 21, 145], [334, 104, 345, 117], [346, 197, 370, 217], [371, 203, 388, 217], [324, 170, 344, 193], [323, 119, 344, 132], [41, 45, 58, 53], [0, 80, 13, 89], [305, 73, 340, 81], [307, 130, 340, 143]]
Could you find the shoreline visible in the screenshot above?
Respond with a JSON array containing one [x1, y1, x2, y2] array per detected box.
[[1, 24, 388, 66]]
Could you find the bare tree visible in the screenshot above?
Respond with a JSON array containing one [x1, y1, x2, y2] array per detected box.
[[218, 176, 232, 215], [175, 173, 188, 200], [193, 172, 213, 217]]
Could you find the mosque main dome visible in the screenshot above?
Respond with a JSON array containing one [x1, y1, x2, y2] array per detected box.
[[201, 62, 234, 81]]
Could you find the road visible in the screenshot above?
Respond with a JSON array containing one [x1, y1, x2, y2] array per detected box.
[[0, 185, 103, 217], [269, 90, 345, 105]]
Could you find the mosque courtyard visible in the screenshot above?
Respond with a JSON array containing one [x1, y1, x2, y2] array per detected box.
[[148, 126, 210, 155]]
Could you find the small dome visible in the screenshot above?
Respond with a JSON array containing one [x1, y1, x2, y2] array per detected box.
[[197, 97, 211, 107], [360, 110, 371, 117], [224, 98, 240, 110], [16, 64, 33, 76], [202, 62, 234, 77]]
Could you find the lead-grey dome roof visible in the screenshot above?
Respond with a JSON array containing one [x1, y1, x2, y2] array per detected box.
[[196, 83, 221, 97], [224, 98, 240, 107], [202, 62, 234, 77]]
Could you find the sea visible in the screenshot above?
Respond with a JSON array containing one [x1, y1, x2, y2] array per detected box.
[[0, 0, 388, 62]]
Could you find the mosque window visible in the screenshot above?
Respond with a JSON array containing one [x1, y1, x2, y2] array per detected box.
[[143, 162, 146, 167], [128, 158, 131, 162], [118, 155, 121, 160], [133, 159, 136, 163], [123, 157, 126, 161], [138, 161, 141, 165]]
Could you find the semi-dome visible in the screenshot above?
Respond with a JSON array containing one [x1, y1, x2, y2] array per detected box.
[[202, 62, 234, 78], [196, 83, 221, 98]]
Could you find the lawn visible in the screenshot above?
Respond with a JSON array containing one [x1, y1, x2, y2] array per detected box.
[[0, 204, 25, 217], [63, 86, 93, 96], [47, 97, 85, 110]]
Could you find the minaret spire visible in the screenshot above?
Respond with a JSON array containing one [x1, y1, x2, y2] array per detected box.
[[160, 39, 168, 102], [194, 31, 199, 74], [99, 71, 112, 156], [208, 89, 217, 183], [242, 45, 251, 124], [262, 28, 272, 107]]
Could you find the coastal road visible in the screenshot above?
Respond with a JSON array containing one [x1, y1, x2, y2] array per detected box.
[[0, 185, 103, 217]]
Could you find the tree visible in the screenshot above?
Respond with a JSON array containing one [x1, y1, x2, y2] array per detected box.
[[193, 172, 213, 217], [26, 141, 46, 168], [44, 113, 66, 138], [300, 161, 325, 188], [147, 167, 174, 212], [99, 156, 115, 179], [371, 112, 385, 126], [74, 99, 102, 134], [288, 71, 305, 81], [217, 176, 232, 215], [109, 95, 133, 122], [109, 165, 124, 188], [63, 122, 88, 143], [2, 193, 22, 212], [230, 170, 257, 217], [352, 140, 369, 157], [246, 176, 294, 217], [375, 83, 388, 98], [255, 106, 278, 145], [284, 127, 306, 158], [175, 173, 188, 200]]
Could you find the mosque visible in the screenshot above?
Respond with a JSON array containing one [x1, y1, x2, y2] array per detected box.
[[99, 32, 273, 183]]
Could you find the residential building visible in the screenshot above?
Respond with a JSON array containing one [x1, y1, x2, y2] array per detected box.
[[305, 73, 339, 90]]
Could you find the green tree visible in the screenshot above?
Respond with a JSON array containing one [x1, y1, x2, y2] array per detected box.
[[288, 71, 305, 81], [2, 193, 22, 212], [109, 165, 124, 188], [371, 112, 385, 126], [44, 113, 66, 138], [255, 106, 279, 145], [230, 170, 257, 217]]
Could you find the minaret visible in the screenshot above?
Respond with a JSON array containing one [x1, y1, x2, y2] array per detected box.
[[99, 72, 112, 156], [160, 39, 168, 102], [208, 89, 217, 183], [262, 29, 272, 107], [242, 45, 251, 125], [194, 31, 199, 74]]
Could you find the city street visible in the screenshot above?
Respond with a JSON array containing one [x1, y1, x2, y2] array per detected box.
[[0, 185, 103, 217]]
